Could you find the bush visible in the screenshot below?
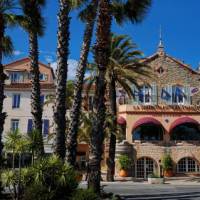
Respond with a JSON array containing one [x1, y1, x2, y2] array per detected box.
[[148, 173, 160, 178], [22, 155, 78, 200], [161, 154, 173, 170], [118, 155, 131, 170], [71, 189, 99, 200]]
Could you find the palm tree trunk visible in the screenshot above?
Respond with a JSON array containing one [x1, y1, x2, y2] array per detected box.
[[88, 0, 112, 193], [54, 0, 70, 160], [106, 78, 117, 181], [66, 0, 98, 166], [0, 14, 7, 161], [29, 32, 44, 157]]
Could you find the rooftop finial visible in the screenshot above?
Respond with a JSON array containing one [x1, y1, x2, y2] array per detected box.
[[158, 25, 164, 54]]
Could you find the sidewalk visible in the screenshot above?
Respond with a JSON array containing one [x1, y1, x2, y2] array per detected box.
[[111, 176, 200, 185]]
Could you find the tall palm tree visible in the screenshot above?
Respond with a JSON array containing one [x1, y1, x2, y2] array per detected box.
[[88, 0, 152, 192], [66, 0, 98, 166], [0, 0, 21, 162], [106, 34, 151, 181], [87, 0, 112, 193], [53, 0, 85, 160], [19, 0, 46, 156]]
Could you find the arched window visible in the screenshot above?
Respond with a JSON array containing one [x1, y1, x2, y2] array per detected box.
[[136, 157, 158, 179], [170, 123, 200, 141], [133, 123, 164, 141], [177, 157, 200, 173]]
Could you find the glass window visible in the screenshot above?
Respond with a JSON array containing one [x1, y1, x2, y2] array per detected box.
[[12, 94, 21, 108], [39, 73, 48, 81], [132, 124, 163, 141], [138, 86, 152, 104], [172, 86, 185, 105], [43, 119, 49, 136], [177, 157, 199, 173], [27, 119, 33, 133], [11, 119, 19, 131], [10, 72, 22, 83], [170, 123, 200, 141]]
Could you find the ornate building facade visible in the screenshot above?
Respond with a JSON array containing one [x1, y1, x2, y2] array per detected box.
[[117, 41, 200, 178]]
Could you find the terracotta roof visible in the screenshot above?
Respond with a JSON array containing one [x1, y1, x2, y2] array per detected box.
[[5, 83, 55, 90], [5, 57, 55, 79]]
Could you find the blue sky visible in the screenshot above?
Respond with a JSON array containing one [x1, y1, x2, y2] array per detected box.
[[5, 0, 200, 78]]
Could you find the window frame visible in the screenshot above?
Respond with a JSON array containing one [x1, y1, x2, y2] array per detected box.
[[11, 119, 19, 131], [12, 93, 21, 109]]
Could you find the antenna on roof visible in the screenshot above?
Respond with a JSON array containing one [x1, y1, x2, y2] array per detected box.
[[157, 25, 165, 55]]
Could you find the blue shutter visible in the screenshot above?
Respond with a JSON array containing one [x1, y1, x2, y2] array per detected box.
[[43, 119, 49, 136], [17, 94, 20, 108], [12, 95, 16, 108], [40, 95, 45, 105], [27, 119, 33, 133]]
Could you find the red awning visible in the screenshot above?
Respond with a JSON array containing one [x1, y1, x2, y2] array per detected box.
[[132, 117, 161, 130], [117, 116, 126, 125], [169, 117, 199, 132]]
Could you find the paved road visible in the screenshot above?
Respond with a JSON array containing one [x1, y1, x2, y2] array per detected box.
[[81, 181, 200, 200]]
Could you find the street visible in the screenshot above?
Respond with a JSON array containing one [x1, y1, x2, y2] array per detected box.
[[81, 181, 200, 200]]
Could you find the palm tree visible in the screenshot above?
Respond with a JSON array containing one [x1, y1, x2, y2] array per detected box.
[[53, 0, 72, 160], [19, 0, 46, 156], [66, 0, 99, 166], [53, 0, 84, 160], [88, 0, 152, 192], [0, 0, 22, 163], [4, 129, 22, 170], [106, 34, 151, 181]]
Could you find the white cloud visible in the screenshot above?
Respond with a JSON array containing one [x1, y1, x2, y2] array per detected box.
[[45, 55, 54, 63], [13, 50, 24, 56], [50, 59, 78, 80]]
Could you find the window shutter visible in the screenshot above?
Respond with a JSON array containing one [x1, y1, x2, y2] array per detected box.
[[151, 83, 157, 105], [167, 85, 172, 105], [132, 84, 139, 104], [40, 95, 45, 105], [27, 119, 33, 133], [185, 86, 191, 105], [43, 119, 49, 136], [17, 95, 20, 108], [12, 95, 15, 108]]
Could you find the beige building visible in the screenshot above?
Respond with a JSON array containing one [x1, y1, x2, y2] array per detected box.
[[116, 42, 200, 178], [3, 58, 55, 153]]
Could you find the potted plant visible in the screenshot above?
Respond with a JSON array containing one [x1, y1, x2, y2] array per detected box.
[[118, 154, 131, 177], [161, 154, 173, 177], [148, 173, 164, 184]]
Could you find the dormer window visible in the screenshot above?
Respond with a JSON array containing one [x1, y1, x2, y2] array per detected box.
[[39, 73, 48, 81]]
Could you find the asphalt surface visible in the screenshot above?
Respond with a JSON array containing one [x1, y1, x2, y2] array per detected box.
[[81, 181, 200, 200]]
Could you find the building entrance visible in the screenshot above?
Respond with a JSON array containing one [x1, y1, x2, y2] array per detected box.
[[136, 157, 157, 179]]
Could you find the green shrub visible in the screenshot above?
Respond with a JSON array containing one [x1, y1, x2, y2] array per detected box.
[[118, 155, 131, 170], [161, 154, 173, 170], [22, 155, 78, 200], [148, 173, 160, 178], [71, 189, 99, 200]]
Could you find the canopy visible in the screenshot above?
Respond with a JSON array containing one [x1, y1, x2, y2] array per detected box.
[[132, 117, 162, 130], [117, 116, 126, 125], [169, 117, 199, 132]]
